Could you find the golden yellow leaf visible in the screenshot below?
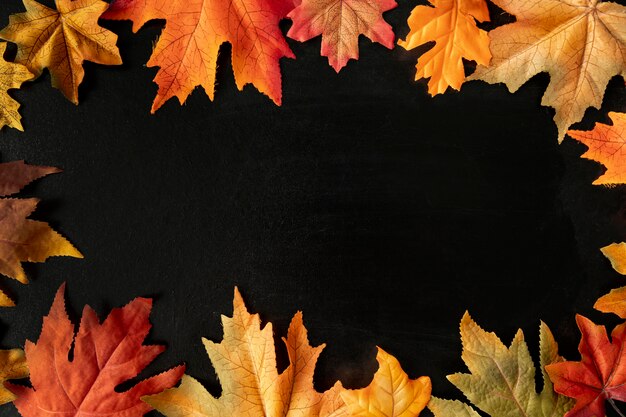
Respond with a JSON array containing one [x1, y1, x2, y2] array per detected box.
[[601, 242, 626, 275], [398, 0, 491, 95], [0, 348, 28, 404], [0, 42, 33, 131], [470, 0, 626, 141], [144, 288, 348, 417], [0, 0, 122, 104], [594, 286, 626, 318], [341, 348, 431, 417]]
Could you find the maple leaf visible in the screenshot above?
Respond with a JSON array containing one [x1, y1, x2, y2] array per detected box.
[[9, 283, 185, 417], [594, 243, 626, 318], [0, 161, 82, 307], [286, 0, 396, 72], [429, 312, 573, 417], [103, 0, 294, 112], [397, 0, 491, 96], [545, 315, 626, 417], [469, 0, 626, 141], [0, 0, 122, 104], [144, 287, 432, 417], [568, 113, 626, 185], [0, 42, 33, 131], [0, 349, 28, 405]]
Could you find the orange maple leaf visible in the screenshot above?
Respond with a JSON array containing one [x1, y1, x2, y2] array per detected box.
[[546, 315, 626, 417], [469, 0, 626, 141], [10, 284, 185, 417], [287, 0, 396, 72], [397, 0, 490, 96], [103, 0, 294, 112], [568, 112, 626, 185], [0, 0, 122, 104], [0, 161, 81, 307]]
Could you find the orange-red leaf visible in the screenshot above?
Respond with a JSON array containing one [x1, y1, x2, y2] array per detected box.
[[10, 284, 185, 417], [568, 112, 626, 185], [103, 0, 294, 112], [0, 0, 122, 104], [398, 0, 490, 95], [287, 0, 396, 72], [546, 315, 626, 417]]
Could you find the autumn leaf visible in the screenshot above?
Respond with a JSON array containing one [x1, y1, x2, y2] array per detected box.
[[287, 0, 396, 72], [469, 0, 626, 141], [0, 349, 28, 405], [594, 243, 626, 318], [341, 348, 431, 417], [567, 113, 626, 185], [545, 315, 626, 417], [397, 0, 490, 96], [0, 42, 33, 131], [103, 0, 294, 112], [429, 312, 573, 417], [9, 283, 185, 417], [0, 161, 81, 307], [144, 287, 432, 417], [0, 0, 122, 104]]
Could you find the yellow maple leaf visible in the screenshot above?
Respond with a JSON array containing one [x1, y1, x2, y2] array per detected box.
[[341, 348, 431, 417], [0, 348, 28, 404], [144, 288, 431, 417], [398, 0, 491, 96], [429, 313, 572, 417], [568, 112, 626, 185], [0, 42, 33, 131], [0, 0, 122, 104], [470, 0, 626, 141]]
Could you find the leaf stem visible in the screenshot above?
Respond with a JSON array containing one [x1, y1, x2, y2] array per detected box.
[[609, 398, 626, 417]]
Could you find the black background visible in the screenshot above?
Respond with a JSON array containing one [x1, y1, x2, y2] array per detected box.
[[1, 0, 626, 415]]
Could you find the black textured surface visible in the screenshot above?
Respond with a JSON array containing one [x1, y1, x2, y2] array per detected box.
[[1, 0, 626, 415]]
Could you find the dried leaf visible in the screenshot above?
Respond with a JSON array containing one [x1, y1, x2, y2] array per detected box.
[[429, 313, 573, 417], [398, 0, 490, 95], [0, 42, 33, 131], [341, 348, 431, 417], [0, 0, 122, 104], [469, 0, 626, 141], [144, 288, 431, 417], [10, 283, 185, 417], [546, 315, 626, 417], [0, 161, 81, 307], [0, 349, 28, 405], [287, 0, 396, 72], [103, 0, 294, 111], [568, 112, 626, 185]]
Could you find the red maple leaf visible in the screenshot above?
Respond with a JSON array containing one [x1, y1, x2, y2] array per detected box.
[[10, 284, 185, 417], [546, 315, 626, 417]]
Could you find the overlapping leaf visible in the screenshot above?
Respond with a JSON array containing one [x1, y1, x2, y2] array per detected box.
[[470, 0, 626, 141], [0, 0, 122, 104], [9, 283, 185, 417], [429, 312, 573, 417], [144, 287, 432, 417], [398, 0, 490, 95], [0, 160, 81, 307], [103, 0, 294, 112], [546, 316, 626, 417], [287, 0, 396, 72], [0, 42, 33, 131], [0, 349, 28, 405], [568, 113, 626, 185]]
